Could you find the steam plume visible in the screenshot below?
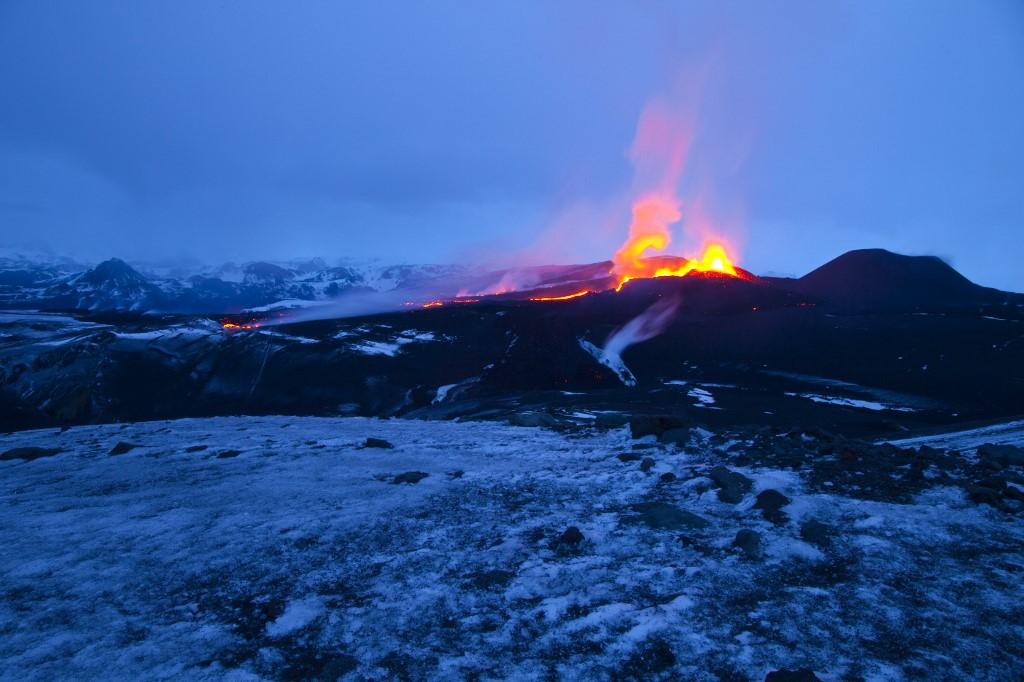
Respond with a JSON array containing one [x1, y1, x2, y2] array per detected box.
[[579, 296, 680, 386]]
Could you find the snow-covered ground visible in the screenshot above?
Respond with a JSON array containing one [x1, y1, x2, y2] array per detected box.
[[1, 417, 1022, 680]]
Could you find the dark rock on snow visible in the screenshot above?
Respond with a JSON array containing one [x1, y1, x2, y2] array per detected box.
[[557, 526, 585, 547], [362, 437, 394, 449], [640, 457, 656, 473], [109, 441, 141, 456], [626, 502, 710, 530], [977, 443, 1024, 468], [392, 471, 429, 485], [1, 446, 61, 461], [799, 520, 834, 547], [755, 489, 792, 523], [629, 415, 687, 439], [733, 529, 763, 560], [708, 465, 753, 504], [216, 449, 241, 459], [185, 444, 208, 453]]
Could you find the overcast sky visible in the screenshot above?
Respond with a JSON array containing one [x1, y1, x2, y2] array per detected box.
[[1, 1, 1022, 290]]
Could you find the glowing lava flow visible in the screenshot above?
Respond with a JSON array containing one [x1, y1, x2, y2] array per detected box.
[[529, 290, 592, 302]]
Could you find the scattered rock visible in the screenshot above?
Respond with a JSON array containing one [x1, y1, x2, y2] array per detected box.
[[658, 427, 691, 447], [967, 484, 1001, 507], [185, 445, 208, 453], [659, 472, 677, 483], [640, 457, 656, 473], [629, 415, 687, 439], [708, 465, 753, 504], [733, 529, 763, 560], [216, 449, 241, 459], [109, 441, 140, 456], [617, 452, 641, 462], [1, 446, 61, 461], [625, 502, 710, 530], [621, 638, 676, 676], [557, 526, 585, 547], [391, 471, 429, 485], [765, 669, 823, 682], [977, 443, 1024, 468], [799, 520, 834, 547], [469, 569, 514, 590], [755, 489, 791, 523], [446, 469, 464, 479], [362, 437, 394, 449]]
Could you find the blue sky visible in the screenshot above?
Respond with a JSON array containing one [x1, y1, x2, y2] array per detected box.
[[1, 1, 1022, 289]]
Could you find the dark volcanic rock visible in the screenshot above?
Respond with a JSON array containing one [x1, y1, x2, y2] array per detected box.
[[765, 669, 823, 682], [967, 484, 1002, 507], [216, 449, 241, 459], [708, 465, 753, 504], [617, 453, 641, 462], [639, 457, 656, 473], [754, 489, 791, 523], [799, 520, 834, 547], [629, 415, 687, 439], [557, 526, 585, 547], [625, 502, 710, 530], [392, 471, 429, 485], [362, 437, 394, 449], [658, 427, 691, 447], [977, 443, 1024, 468], [733, 529, 763, 560], [185, 444, 208, 453], [621, 638, 676, 676], [1, 446, 61, 461], [659, 472, 677, 483], [469, 569, 514, 590], [108, 441, 141, 456]]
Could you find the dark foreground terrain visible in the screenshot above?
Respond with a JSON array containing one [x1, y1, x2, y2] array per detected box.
[[2, 416, 1023, 680]]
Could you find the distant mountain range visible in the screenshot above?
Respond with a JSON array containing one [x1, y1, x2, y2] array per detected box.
[[0, 248, 1019, 315], [0, 253, 474, 313]]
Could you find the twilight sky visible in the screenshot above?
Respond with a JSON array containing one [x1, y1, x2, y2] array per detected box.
[[1, 1, 1022, 290]]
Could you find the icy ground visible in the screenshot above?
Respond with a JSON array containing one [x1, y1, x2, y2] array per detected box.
[[2, 417, 1023, 680]]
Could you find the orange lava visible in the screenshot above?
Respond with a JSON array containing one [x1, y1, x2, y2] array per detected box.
[[421, 300, 444, 308], [529, 289, 592, 302]]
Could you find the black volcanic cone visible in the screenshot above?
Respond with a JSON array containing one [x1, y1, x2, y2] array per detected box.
[[781, 248, 1018, 312]]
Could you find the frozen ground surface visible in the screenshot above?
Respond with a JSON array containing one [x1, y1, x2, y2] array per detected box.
[[2, 416, 1023, 680]]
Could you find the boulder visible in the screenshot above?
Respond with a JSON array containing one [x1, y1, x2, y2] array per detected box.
[[733, 529, 763, 560], [799, 520, 834, 547], [362, 437, 394, 449], [625, 502, 710, 530], [640, 457, 656, 473], [392, 471, 429, 485], [755, 489, 791, 523], [977, 443, 1024, 468], [109, 441, 140, 456], [557, 526, 585, 547], [216, 449, 241, 459], [629, 415, 687, 439], [658, 427, 691, 447], [708, 465, 753, 504], [1, 446, 61, 461]]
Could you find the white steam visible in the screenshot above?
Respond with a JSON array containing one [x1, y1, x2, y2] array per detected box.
[[579, 296, 680, 386]]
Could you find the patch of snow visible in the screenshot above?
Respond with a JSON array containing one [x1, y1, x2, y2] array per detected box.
[[785, 392, 916, 412]]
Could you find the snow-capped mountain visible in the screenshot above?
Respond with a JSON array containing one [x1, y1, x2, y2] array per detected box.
[[0, 254, 476, 313]]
